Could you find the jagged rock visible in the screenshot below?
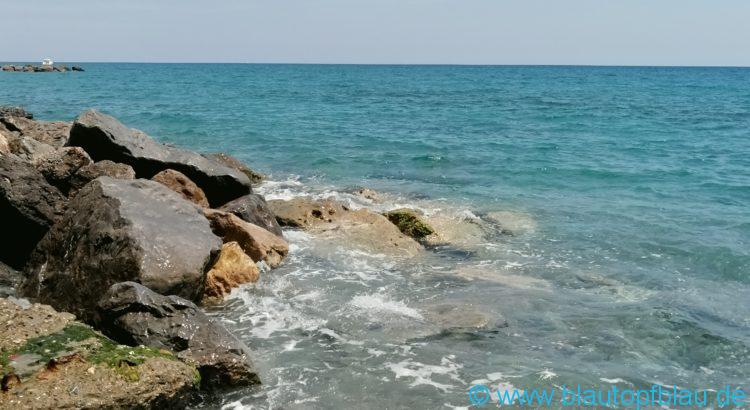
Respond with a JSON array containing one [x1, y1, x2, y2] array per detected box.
[[0, 106, 33, 119], [383, 208, 435, 240], [68, 110, 251, 206], [0, 298, 197, 409], [5, 133, 56, 162], [152, 169, 209, 208], [97, 282, 261, 389], [68, 160, 136, 197], [204, 152, 264, 186], [34, 147, 92, 194], [0, 130, 9, 154], [0, 155, 67, 269], [203, 209, 288, 268], [0, 116, 71, 147], [21, 177, 222, 322], [268, 197, 423, 257], [204, 242, 260, 302], [0, 262, 22, 298], [220, 193, 282, 237]]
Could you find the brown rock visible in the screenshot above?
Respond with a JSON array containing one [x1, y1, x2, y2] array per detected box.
[[0, 116, 71, 147], [267, 197, 423, 258], [152, 169, 210, 207], [204, 242, 260, 302], [34, 147, 92, 194], [204, 209, 288, 268], [0, 130, 9, 154], [68, 160, 136, 196]]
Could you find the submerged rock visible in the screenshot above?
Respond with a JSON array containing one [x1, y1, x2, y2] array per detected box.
[[0, 298, 197, 409], [204, 152, 265, 186], [220, 193, 283, 237], [383, 208, 435, 241], [97, 282, 261, 389], [34, 146, 93, 194], [268, 197, 423, 257], [0, 154, 67, 269], [204, 209, 288, 268], [204, 242, 260, 303], [21, 177, 222, 322], [68, 110, 252, 206], [151, 168, 210, 208]]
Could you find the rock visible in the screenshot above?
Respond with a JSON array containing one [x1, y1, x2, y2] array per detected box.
[[151, 169, 210, 208], [0, 154, 67, 269], [1, 65, 12, 72], [4, 132, 56, 162], [203, 209, 288, 268], [72, 66, 85, 72], [0, 130, 8, 154], [68, 160, 136, 197], [34, 147, 92, 194], [220, 193, 283, 237], [268, 197, 423, 257], [68, 110, 252, 206], [423, 303, 507, 331], [97, 282, 260, 389], [383, 208, 435, 241], [0, 298, 198, 409], [353, 187, 382, 202], [0, 262, 22, 298], [204, 152, 264, 186], [0, 106, 33, 119], [204, 242, 260, 302], [0, 116, 71, 147], [21, 177, 222, 322]]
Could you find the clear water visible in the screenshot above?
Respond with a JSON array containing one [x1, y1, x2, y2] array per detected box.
[[2, 64, 749, 409]]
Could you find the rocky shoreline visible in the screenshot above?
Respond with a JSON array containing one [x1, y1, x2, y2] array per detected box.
[[1, 65, 84, 73], [0, 106, 437, 408]]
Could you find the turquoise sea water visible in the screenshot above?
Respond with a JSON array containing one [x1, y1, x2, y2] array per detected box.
[[2, 64, 749, 409]]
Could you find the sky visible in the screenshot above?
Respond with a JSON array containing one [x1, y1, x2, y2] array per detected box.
[[3, 0, 750, 66]]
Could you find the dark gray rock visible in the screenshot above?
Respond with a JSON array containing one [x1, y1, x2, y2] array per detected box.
[[204, 152, 264, 186], [220, 194, 283, 237], [0, 154, 67, 269], [97, 281, 261, 389], [71, 66, 85, 72], [34, 147, 92, 194], [21, 177, 222, 322], [0, 261, 22, 298], [0, 106, 33, 119], [68, 110, 252, 206], [68, 160, 136, 197]]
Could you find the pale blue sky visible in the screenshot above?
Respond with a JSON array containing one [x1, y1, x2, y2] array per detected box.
[[3, 0, 750, 66]]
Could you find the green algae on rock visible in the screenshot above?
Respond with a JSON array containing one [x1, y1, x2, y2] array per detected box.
[[383, 208, 435, 240]]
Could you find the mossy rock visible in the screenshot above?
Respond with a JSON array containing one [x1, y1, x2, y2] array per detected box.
[[383, 208, 435, 240]]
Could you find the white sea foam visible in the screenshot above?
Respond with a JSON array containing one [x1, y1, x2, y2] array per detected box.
[[386, 356, 464, 392], [350, 293, 424, 320]]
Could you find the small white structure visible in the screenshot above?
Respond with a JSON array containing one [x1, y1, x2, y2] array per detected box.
[[42, 58, 53, 66]]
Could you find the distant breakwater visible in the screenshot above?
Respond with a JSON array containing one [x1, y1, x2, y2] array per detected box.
[[2, 64, 84, 72]]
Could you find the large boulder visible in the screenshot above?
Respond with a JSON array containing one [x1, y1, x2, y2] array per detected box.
[[220, 193, 283, 237], [34, 146, 93, 194], [204, 152, 264, 186], [68, 160, 136, 197], [268, 197, 423, 257], [204, 209, 288, 268], [0, 116, 71, 147], [68, 110, 252, 206], [97, 282, 261, 389], [204, 242, 260, 302], [0, 155, 67, 269], [0, 298, 198, 408], [152, 169, 209, 208], [21, 177, 222, 322], [383, 208, 435, 241]]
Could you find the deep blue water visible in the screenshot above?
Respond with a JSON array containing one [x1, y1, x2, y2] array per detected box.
[[2, 64, 749, 409]]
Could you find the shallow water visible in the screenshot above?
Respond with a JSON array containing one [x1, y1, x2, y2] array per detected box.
[[2, 64, 749, 409]]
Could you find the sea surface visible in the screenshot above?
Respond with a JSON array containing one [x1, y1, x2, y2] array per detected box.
[[2, 64, 749, 409]]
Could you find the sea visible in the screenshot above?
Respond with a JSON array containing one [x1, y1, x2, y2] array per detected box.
[[2, 64, 749, 409]]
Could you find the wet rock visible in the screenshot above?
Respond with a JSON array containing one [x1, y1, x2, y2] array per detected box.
[[0, 298, 197, 409], [21, 177, 222, 322], [204, 152, 264, 186], [68, 160, 136, 197], [72, 66, 85, 72], [0, 116, 71, 147], [352, 187, 382, 202], [68, 110, 252, 206], [383, 208, 435, 241], [0, 106, 33, 119], [268, 197, 423, 257], [34, 146, 92, 194], [484, 211, 537, 235], [204, 242, 260, 303], [0, 154, 67, 269], [97, 282, 261, 389], [220, 193, 283, 237], [423, 303, 507, 331], [151, 168, 210, 208], [203, 209, 288, 268]]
